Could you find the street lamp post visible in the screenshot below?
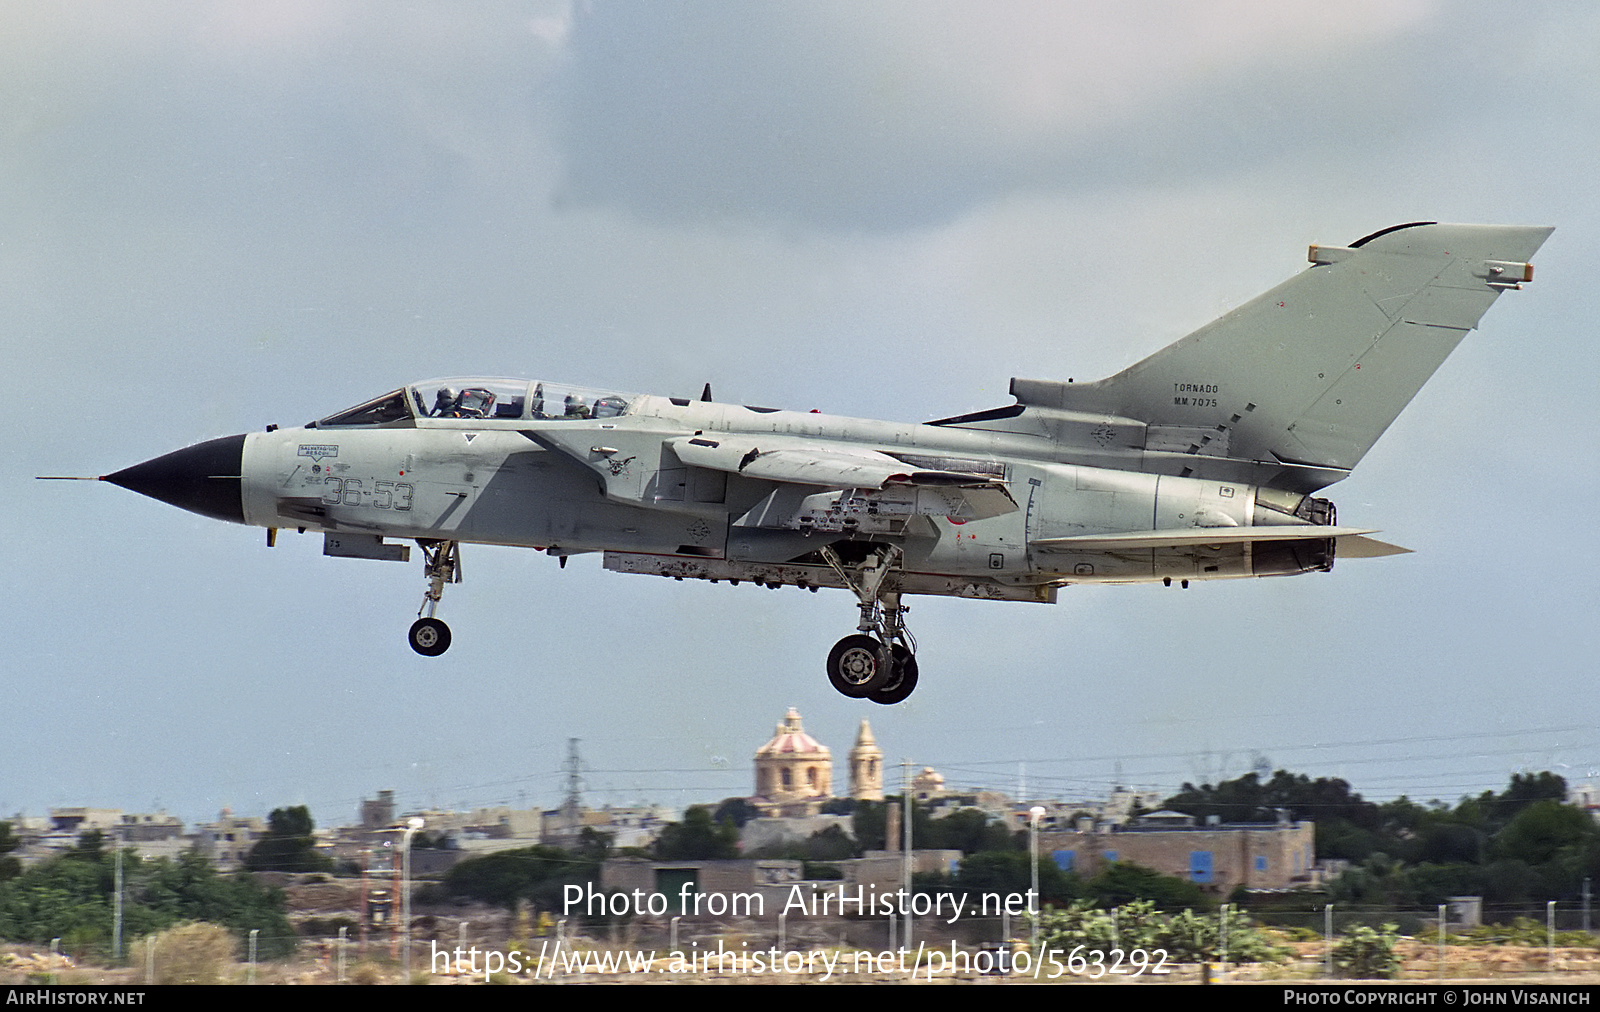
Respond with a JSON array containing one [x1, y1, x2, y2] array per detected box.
[[1029, 806, 1045, 952], [402, 817, 424, 979]]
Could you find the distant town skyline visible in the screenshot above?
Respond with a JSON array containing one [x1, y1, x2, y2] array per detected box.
[[6, 711, 1594, 832]]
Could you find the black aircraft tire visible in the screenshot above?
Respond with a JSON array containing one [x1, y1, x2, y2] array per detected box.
[[868, 646, 919, 705], [409, 617, 452, 657], [826, 635, 890, 698]]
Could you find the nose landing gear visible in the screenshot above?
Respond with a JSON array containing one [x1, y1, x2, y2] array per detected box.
[[408, 540, 460, 656], [821, 544, 921, 704]]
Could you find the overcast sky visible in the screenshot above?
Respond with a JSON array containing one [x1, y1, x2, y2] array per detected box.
[[6, 1, 1599, 831]]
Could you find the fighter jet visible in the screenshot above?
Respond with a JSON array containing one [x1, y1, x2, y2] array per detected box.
[[72, 222, 1550, 704]]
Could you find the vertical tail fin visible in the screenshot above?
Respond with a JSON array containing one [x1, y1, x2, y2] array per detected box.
[[1013, 222, 1551, 483]]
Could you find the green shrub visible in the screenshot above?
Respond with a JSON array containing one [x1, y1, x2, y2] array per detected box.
[[1035, 900, 1289, 964], [1332, 923, 1400, 979]]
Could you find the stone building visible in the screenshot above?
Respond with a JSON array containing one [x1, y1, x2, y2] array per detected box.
[[848, 720, 884, 801], [911, 767, 946, 801], [753, 709, 833, 817], [192, 809, 266, 870], [1038, 812, 1316, 894]]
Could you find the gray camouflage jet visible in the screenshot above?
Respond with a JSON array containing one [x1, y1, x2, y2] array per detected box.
[[74, 222, 1550, 703]]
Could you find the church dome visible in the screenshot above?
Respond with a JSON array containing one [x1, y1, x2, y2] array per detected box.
[[755, 708, 831, 760]]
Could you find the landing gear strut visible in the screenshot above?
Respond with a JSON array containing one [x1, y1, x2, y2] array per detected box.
[[821, 545, 920, 704], [408, 540, 460, 656]]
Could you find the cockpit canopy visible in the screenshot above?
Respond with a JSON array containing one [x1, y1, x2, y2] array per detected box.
[[315, 378, 633, 427]]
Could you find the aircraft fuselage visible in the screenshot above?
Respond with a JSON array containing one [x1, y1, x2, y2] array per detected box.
[[240, 394, 1331, 601]]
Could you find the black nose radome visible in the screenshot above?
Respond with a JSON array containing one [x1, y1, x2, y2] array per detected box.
[[104, 434, 246, 525]]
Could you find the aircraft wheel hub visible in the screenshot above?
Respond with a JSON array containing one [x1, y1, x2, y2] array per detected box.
[[827, 634, 890, 697]]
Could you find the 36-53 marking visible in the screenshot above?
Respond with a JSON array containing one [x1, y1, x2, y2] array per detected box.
[[321, 477, 413, 511]]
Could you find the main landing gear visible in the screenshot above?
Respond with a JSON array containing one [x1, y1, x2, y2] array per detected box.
[[821, 545, 920, 705], [408, 539, 460, 656]]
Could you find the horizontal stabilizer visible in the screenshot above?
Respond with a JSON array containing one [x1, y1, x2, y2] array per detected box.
[[1334, 535, 1411, 558], [1032, 525, 1378, 550]]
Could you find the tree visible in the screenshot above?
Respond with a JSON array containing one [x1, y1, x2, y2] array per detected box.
[[0, 847, 294, 958], [442, 845, 593, 912], [246, 806, 332, 873], [574, 827, 612, 864], [942, 851, 1079, 906], [654, 806, 739, 861], [802, 824, 857, 862], [1310, 771, 1596, 913], [850, 797, 934, 852], [1497, 773, 1568, 820], [923, 808, 1019, 855], [0, 823, 21, 883], [267, 807, 313, 838], [71, 830, 106, 862], [852, 801, 887, 851], [1415, 819, 1486, 866], [1328, 852, 1417, 907], [1086, 861, 1208, 910], [1165, 770, 1386, 861], [1493, 800, 1591, 863], [0, 846, 113, 950], [712, 797, 761, 828], [1404, 862, 1484, 906]]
